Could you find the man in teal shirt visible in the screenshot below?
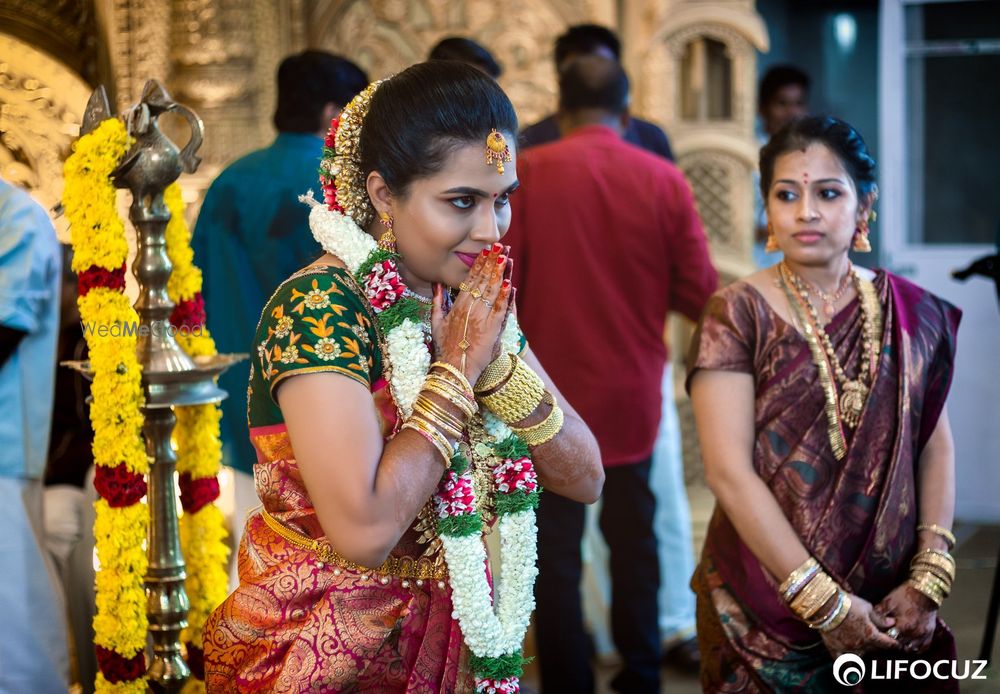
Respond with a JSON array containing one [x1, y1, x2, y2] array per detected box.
[[192, 52, 367, 580]]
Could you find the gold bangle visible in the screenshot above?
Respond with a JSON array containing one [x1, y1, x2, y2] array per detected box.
[[917, 523, 956, 550], [907, 577, 945, 607], [430, 361, 474, 397], [479, 354, 545, 424], [917, 547, 956, 565], [509, 392, 564, 447], [423, 381, 477, 419], [810, 589, 846, 630], [788, 571, 826, 611], [911, 562, 954, 590], [426, 369, 476, 405], [910, 549, 956, 580], [475, 353, 515, 394], [404, 414, 454, 455], [911, 551, 956, 580], [416, 392, 467, 428], [424, 385, 476, 420], [822, 593, 852, 631], [424, 372, 477, 413], [790, 572, 838, 621], [911, 569, 952, 597], [780, 557, 820, 601], [401, 418, 453, 466], [412, 397, 465, 438]]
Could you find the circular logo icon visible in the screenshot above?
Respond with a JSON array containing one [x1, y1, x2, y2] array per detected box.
[[833, 653, 866, 686]]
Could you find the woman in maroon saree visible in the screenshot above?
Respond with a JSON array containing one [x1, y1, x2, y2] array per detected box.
[[688, 117, 961, 692]]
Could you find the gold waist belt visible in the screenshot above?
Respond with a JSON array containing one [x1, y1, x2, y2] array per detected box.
[[260, 508, 448, 581]]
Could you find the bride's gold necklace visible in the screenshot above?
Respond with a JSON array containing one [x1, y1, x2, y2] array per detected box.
[[778, 261, 882, 459]]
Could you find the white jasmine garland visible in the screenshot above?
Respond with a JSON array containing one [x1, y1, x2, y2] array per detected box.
[[304, 188, 539, 689], [494, 510, 539, 647], [383, 318, 430, 417], [302, 193, 375, 273]]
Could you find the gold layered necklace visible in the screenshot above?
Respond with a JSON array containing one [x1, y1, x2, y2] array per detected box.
[[778, 261, 882, 459]]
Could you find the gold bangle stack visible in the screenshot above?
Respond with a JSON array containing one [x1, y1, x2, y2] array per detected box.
[[917, 523, 956, 550], [424, 362, 477, 420], [477, 354, 545, 424], [811, 591, 852, 632], [781, 557, 850, 630], [402, 362, 478, 467], [509, 392, 565, 447], [907, 548, 956, 607], [790, 571, 839, 621], [780, 558, 820, 601], [401, 416, 454, 466], [412, 395, 464, 438], [431, 362, 475, 400]]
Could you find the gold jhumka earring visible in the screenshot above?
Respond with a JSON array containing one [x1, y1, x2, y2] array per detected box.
[[765, 222, 779, 253], [485, 129, 512, 174], [853, 216, 872, 253], [378, 211, 396, 251]]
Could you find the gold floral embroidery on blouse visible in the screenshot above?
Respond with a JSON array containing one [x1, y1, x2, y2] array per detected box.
[[290, 278, 344, 313], [259, 275, 375, 384]]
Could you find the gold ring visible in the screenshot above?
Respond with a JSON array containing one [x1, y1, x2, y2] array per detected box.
[[459, 282, 472, 293], [470, 287, 483, 299]]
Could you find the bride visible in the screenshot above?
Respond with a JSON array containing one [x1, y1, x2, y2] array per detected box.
[[204, 61, 604, 693]]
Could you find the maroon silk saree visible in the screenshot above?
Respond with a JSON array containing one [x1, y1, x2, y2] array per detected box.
[[687, 271, 961, 692]]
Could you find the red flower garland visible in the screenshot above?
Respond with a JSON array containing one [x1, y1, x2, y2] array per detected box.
[[170, 292, 206, 330], [95, 645, 146, 684], [178, 473, 221, 514], [94, 462, 148, 508], [78, 263, 127, 297]]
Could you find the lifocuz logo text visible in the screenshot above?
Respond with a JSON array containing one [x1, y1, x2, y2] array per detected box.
[[833, 653, 989, 685]]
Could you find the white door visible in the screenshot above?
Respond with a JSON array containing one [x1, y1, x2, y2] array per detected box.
[[880, 0, 1000, 522]]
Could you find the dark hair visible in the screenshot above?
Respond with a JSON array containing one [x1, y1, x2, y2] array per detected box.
[[554, 24, 621, 68], [428, 37, 502, 79], [359, 61, 518, 196], [273, 51, 369, 133], [558, 55, 629, 114], [759, 116, 877, 198], [758, 64, 810, 111]]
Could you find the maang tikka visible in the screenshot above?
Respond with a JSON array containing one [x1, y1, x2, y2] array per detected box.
[[485, 129, 512, 174]]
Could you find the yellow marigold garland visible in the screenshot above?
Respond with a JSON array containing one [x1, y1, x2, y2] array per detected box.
[[63, 117, 149, 693], [163, 182, 231, 687]]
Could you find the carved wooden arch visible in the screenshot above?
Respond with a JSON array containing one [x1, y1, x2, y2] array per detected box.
[[306, 0, 613, 124], [0, 32, 92, 241]]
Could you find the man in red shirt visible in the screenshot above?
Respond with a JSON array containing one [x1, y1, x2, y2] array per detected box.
[[506, 56, 717, 693]]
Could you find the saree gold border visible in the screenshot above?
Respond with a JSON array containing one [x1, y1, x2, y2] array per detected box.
[[261, 508, 448, 580], [778, 266, 849, 460]]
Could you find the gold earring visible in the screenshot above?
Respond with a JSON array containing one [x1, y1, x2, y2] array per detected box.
[[853, 220, 872, 253], [765, 222, 779, 253], [378, 211, 396, 251]]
